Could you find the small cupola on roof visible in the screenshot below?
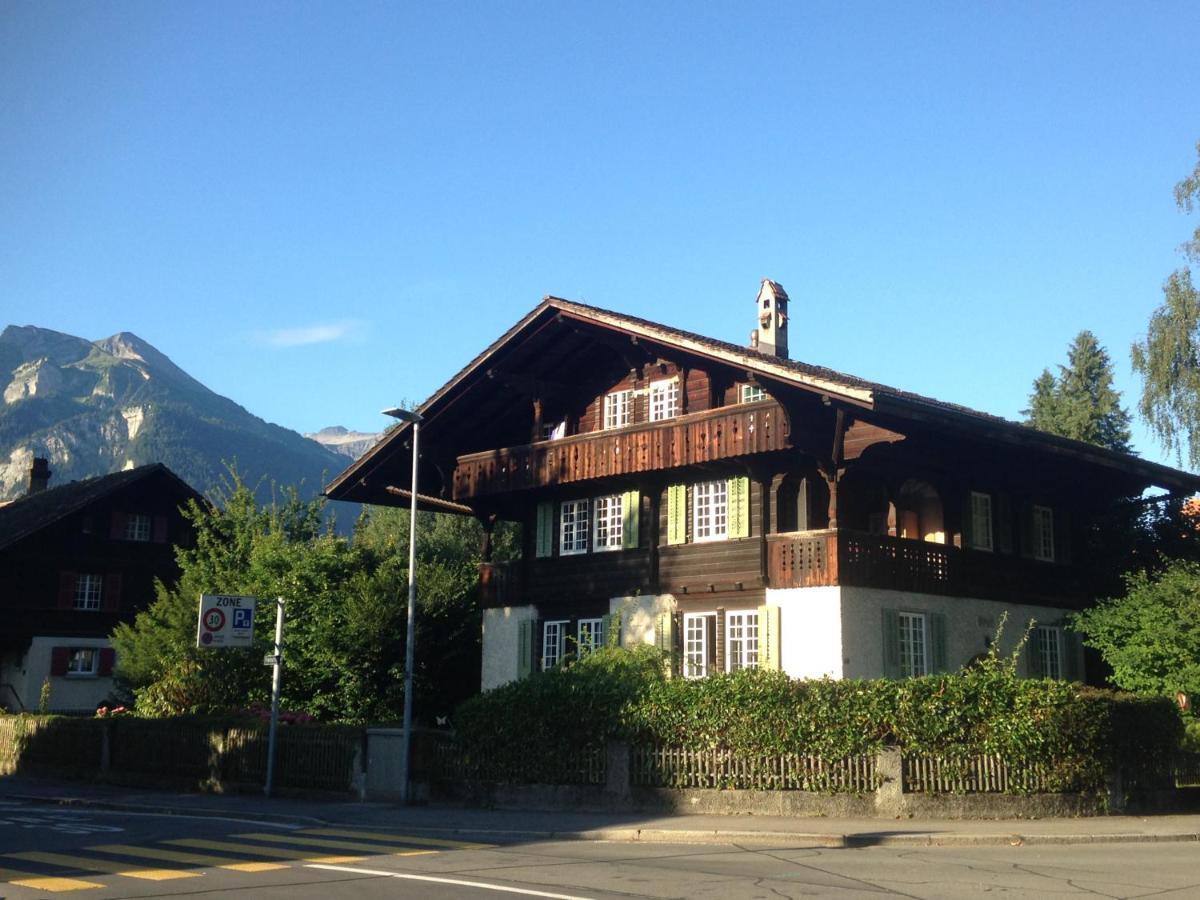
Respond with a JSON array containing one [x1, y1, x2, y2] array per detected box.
[[750, 278, 789, 359]]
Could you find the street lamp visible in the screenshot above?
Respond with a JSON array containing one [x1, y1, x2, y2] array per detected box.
[[382, 405, 423, 804]]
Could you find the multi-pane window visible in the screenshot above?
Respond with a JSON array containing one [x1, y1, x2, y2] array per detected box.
[[970, 492, 993, 551], [693, 480, 729, 542], [726, 612, 759, 672], [67, 648, 98, 676], [560, 500, 589, 555], [740, 384, 766, 403], [592, 495, 624, 551], [74, 574, 103, 611], [603, 390, 633, 430], [683, 613, 713, 678], [577, 618, 605, 656], [1033, 505, 1055, 561], [1035, 625, 1063, 679], [124, 513, 152, 542], [542, 620, 568, 671], [898, 612, 928, 678], [649, 378, 680, 422]]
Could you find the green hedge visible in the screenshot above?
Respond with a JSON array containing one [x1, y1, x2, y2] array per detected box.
[[453, 647, 1184, 793]]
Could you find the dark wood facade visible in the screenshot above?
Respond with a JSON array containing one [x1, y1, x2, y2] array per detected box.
[[328, 295, 1200, 620]]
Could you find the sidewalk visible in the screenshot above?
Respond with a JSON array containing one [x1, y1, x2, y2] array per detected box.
[[3, 775, 1199, 849]]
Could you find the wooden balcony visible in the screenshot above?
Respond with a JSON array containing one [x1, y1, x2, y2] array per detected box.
[[767, 530, 1086, 606], [453, 400, 789, 499]]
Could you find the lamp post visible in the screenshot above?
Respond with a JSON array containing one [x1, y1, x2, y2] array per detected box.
[[382, 405, 423, 804]]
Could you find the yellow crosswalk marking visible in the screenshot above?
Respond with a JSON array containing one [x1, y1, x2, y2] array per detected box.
[[4, 851, 200, 881], [302, 827, 491, 850], [88, 843, 289, 873], [232, 832, 436, 856], [0, 865, 103, 892], [166, 837, 365, 863]]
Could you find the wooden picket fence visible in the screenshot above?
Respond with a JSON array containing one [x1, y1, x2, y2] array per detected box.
[[902, 753, 1056, 794], [631, 745, 880, 792]]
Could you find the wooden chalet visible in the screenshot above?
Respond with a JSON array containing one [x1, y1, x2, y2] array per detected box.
[[326, 280, 1200, 690], [0, 461, 201, 712]]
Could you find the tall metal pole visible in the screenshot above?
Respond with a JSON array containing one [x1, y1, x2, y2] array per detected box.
[[399, 418, 419, 804], [264, 596, 285, 798]]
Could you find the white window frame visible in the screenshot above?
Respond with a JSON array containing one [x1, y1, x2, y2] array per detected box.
[[74, 574, 103, 611], [1035, 625, 1063, 679], [693, 480, 729, 542], [740, 383, 766, 403], [592, 495, 624, 552], [603, 390, 633, 430], [898, 611, 928, 678], [726, 611, 759, 672], [1033, 505, 1055, 562], [970, 491, 993, 552], [683, 612, 713, 679], [124, 513, 152, 542], [559, 499, 589, 555], [67, 648, 99, 677], [542, 420, 566, 441], [577, 617, 605, 656], [649, 377, 680, 422], [542, 620, 568, 671]]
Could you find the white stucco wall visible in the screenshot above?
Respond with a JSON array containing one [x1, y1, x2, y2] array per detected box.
[[610, 594, 676, 647], [767, 586, 844, 679], [1, 636, 116, 713], [481, 605, 538, 691], [837, 587, 1081, 680]]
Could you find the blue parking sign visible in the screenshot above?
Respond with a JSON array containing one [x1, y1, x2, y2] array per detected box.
[[233, 607, 254, 630]]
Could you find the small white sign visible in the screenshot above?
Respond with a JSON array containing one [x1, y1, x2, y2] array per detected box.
[[197, 594, 257, 649]]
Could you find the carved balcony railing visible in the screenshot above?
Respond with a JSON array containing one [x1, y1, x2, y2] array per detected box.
[[767, 530, 1085, 606], [453, 400, 789, 499]]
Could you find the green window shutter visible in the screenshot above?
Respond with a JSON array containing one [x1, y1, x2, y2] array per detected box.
[[1029, 624, 1046, 678], [655, 611, 676, 676], [517, 619, 533, 679], [930, 612, 947, 673], [1056, 509, 1072, 564], [1064, 630, 1082, 682], [535, 502, 553, 558], [995, 493, 1013, 554], [603, 611, 622, 648], [882, 609, 900, 678], [1019, 501, 1036, 558], [622, 490, 641, 549], [667, 484, 687, 545], [728, 476, 750, 539], [960, 493, 973, 548], [758, 605, 781, 671]]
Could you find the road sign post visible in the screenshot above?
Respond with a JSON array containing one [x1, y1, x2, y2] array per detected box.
[[264, 597, 285, 798]]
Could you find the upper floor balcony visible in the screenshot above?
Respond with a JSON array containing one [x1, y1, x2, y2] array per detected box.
[[453, 400, 789, 500]]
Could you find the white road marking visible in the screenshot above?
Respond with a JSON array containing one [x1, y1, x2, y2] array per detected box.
[[307, 863, 597, 899]]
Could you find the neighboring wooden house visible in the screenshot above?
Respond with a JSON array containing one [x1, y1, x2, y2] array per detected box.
[[326, 281, 1200, 691], [0, 461, 201, 712]]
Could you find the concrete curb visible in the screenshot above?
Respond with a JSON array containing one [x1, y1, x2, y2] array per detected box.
[[6, 793, 1200, 849]]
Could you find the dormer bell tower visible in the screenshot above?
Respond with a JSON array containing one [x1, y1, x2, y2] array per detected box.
[[750, 278, 789, 359]]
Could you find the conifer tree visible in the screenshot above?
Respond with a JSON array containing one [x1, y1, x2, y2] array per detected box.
[[1025, 330, 1133, 454]]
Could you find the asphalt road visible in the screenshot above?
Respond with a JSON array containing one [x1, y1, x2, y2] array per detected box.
[[2, 799, 1199, 899]]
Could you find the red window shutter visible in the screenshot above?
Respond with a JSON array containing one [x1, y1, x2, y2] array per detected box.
[[50, 647, 69, 676], [58, 572, 77, 609], [152, 515, 169, 543], [98, 648, 116, 676], [103, 574, 122, 612], [110, 511, 127, 539]]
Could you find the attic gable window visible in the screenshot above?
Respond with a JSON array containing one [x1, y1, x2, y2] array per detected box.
[[124, 513, 152, 542], [603, 390, 633, 429], [649, 378, 679, 422], [74, 574, 103, 611]]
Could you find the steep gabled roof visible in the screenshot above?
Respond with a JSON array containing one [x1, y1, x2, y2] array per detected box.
[[326, 295, 1200, 505], [0, 463, 204, 551]]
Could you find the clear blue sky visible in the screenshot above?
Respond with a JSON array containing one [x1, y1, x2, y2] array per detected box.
[[3, 2, 1199, 465]]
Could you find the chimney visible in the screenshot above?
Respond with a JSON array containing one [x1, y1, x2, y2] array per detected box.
[[750, 279, 789, 359], [28, 457, 51, 495]]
